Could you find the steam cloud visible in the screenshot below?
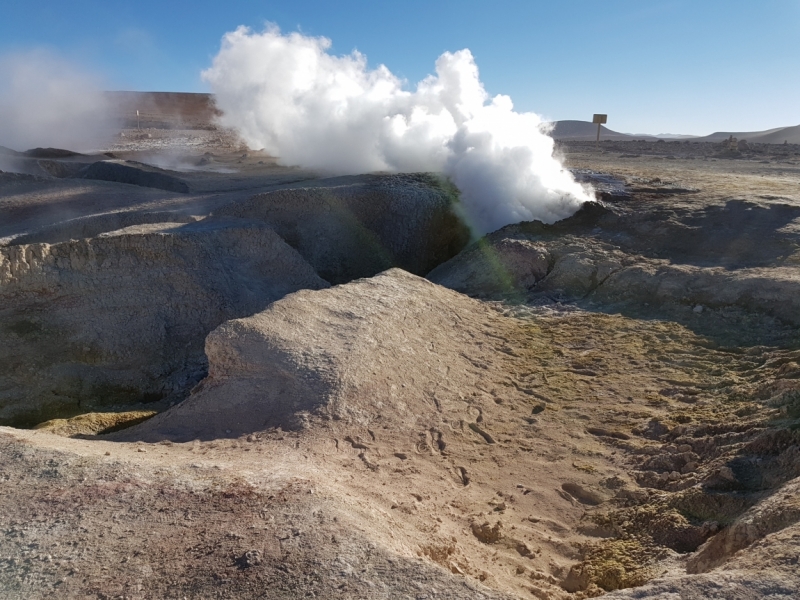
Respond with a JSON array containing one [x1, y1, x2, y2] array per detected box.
[[0, 50, 112, 152], [203, 26, 594, 234]]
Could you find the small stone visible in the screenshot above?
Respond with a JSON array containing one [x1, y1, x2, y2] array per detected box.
[[693, 305, 704, 313], [239, 550, 262, 568], [515, 541, 533, 557], [702, 521, 720, 534], [471, 520, 503, 544]]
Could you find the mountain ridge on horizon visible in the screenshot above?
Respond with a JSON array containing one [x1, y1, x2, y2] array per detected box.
[[549, 118, 800, 144], [101, 91, 799, 144]]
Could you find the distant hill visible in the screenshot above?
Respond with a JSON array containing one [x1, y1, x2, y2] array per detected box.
[[692, 124, 800, 145], [548, 120, 658, 141], [652, 134, 699, 139]]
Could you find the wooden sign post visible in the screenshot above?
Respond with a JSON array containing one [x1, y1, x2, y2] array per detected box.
[[593, 114, 607, 146]]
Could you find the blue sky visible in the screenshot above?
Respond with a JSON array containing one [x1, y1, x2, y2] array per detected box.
[[1, 0, 798, 135]]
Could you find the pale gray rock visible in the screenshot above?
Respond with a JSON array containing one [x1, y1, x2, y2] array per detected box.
[[0, 216, 328, 426]]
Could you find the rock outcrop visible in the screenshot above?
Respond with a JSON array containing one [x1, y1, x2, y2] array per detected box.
[[23, 148, 85, 159], [0, 216, 328, 426], [432, 233, 800, 325], [429, 201, 800, 326], [75, 160, 190, 193], [35, 159, 91, 178], [216, 173, 470, 283]]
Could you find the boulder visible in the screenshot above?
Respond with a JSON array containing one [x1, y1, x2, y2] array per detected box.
[[215, 173, 470, 284], [0, 216, 328, 426]]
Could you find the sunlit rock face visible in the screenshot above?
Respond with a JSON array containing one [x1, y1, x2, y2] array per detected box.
[[0, 217, 328, 426]]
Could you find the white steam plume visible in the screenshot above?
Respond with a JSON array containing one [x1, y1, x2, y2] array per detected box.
[[0, 50, 112, 152], [204, 26, 594, 235]]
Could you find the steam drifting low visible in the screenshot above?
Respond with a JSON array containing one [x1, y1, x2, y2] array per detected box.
[[203, 26, 594, 234], [0, 50, 112, 152]]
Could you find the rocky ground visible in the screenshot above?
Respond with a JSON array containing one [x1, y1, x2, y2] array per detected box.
[[1, 129, 799, 599]]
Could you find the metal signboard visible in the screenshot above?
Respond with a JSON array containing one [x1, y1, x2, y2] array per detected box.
[[592, 114, 608, 144]]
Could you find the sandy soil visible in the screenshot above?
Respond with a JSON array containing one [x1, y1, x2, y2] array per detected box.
[[1, 129, 799, 599]]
